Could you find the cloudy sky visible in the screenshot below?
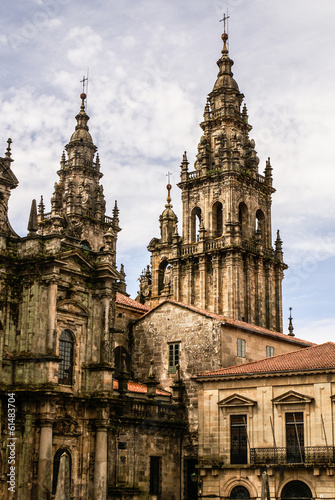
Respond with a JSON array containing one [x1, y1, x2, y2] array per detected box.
[[1, 0, 334, 343]]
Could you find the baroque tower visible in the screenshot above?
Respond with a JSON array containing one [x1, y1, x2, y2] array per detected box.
[[38, 92, 121, 256], [139, 29, 287, 332]]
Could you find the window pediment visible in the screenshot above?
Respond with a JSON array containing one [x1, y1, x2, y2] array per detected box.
[[272, 390, 313, 405], [218, 393, 256, 408], [57, 299, 88, 317]]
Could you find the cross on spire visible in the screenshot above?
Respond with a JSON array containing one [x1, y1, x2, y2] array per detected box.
[[166, 171, 172, 184], [80, 75, 88, 93], [219, 12, 230, 34]]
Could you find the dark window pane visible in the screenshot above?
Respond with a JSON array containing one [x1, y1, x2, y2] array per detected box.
[[150, 456, 161, 494]]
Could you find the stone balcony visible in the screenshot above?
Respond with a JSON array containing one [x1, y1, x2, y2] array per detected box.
[[250, 446, 335, 467]]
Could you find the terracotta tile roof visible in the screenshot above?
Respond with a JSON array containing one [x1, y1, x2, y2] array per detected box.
[[139, 299, 313, 347], [113, 378, 170, 396], [197, 342, 335, 378], [116, 292, 150, 312]]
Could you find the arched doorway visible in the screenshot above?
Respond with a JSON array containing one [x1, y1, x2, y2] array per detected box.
[[281, 480, 312, 500], [52, 449, 71, 495], [230, 485, 250, 499]]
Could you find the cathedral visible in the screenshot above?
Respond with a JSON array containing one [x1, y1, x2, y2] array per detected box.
[[0, 23, 334, 500]]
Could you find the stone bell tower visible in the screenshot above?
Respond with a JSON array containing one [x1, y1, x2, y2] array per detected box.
[[139, 27, 287, 333], [38, 92, 121, 255]]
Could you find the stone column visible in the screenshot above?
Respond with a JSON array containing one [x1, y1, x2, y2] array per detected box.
[[275, 267, 284, 332], [212, 254, 220, 313], [47, 277, 58, 352], [186, 261, 193, 304], [37, 418, 53, 500], [94, 421, 108, 500], [171, 261, 180, 302], [199, 256, 206, 309], [101, 293, 112, 364]]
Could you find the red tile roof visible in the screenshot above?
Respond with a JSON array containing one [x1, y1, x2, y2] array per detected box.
[[116, 292, 150, 312], [197, 342, 335, 378], [138, 299, 313, 346], [113, 378, 170, 396]]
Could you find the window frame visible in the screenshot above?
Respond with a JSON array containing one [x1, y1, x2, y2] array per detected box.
[[237, 338, 246, 358], [266, 345, 274, 357], [230, 414, 248, 465], [149, 456, 161, 495], [58, 329, 74, 385], [168, 342, 180, 374]]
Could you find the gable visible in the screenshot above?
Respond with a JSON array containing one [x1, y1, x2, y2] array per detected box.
[[272, 390, 314, 405], [61, 252, 94, 273], [218, 393, 257, 408], [134, 299, 219, 325]]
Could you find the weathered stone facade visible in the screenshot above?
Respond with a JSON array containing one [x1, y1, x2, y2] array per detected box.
[[132, 300, 312, 452], [196, 342, 335, 499], [139, 31, 286, 333], [0, 97, 186, 499]]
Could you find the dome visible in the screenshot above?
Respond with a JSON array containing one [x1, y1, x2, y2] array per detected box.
[[70, 128, 93, 144], [213, 74, 239, 92]]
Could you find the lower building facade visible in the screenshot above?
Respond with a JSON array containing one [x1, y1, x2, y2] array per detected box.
[[196, 342, 335, 499]]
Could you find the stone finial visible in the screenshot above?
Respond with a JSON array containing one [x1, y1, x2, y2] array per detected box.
[[118, 263, 127, 294], [275, 230, 283, 262], [27, 199, 38, 235], [112, 200, 120, 231], [146, 359, 159, 399], [288, 307, 295, 337], [5, 138, 12, 160], [95, 153, 100, 171], [171, 364, 185, 403], [203, 101, 211, 121], [38, 195, 45, 215], [242, 103, 248, 123], [148, 359, 155, 378], [180, 151, 189, 173]]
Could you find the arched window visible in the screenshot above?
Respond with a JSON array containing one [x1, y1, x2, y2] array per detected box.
[[52, 449, 71, 495], [230, 485, 250, 499], [256, 209, 265, 242], [238, 203, 248, 238], [281, 481, 312, 500], [212, 202, 223, 237], [158, 260, 169, 294], [191, 207, 201, 243], [58, 329, 74, 385]]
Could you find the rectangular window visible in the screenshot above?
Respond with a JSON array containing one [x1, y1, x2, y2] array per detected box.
[[266, 345, 274, 357], [286, 412, 304, 463], [237, 338, 246, 358], [230, 415, 248, 464], [168, 343, 180, 373], [150, 456, 161, 494]]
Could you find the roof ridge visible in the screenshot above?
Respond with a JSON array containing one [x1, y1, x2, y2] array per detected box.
[[138, 299, 312, 345], [197, 341, 335, 377]]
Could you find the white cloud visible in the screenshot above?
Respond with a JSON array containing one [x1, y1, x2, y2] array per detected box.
[[1, 0, 335, 344]]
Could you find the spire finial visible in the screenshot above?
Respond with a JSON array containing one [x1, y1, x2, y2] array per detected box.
[[80, 71, 89, 112], [5, 138, 12, 159], [288, 307, 295, 337], [219, 11, 230, 51], [166, 172, 172, 206], [219, 12, 230, 34]]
